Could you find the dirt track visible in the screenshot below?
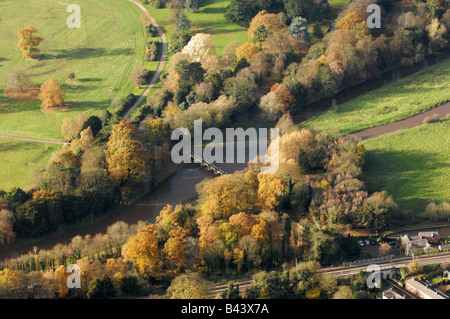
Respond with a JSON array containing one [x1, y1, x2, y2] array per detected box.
[[351, 102, 450, 140]]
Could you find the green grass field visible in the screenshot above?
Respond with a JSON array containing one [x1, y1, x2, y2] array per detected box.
[[0, 138, 61, 190], [363, 119, 450, 214], [0, 0, 150, 140], [145, 0, 248, 56], [303, 59, 450, 134]]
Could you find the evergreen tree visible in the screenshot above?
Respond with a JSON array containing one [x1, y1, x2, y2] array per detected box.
[[185, 0, 200, 12], [288, 16, 310, 42], [87, 275, 117, 299], [175, 12, 191, 33]]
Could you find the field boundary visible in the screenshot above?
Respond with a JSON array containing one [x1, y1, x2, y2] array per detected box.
[[27, 145, 50, 167], [0, 134, 66, 145]]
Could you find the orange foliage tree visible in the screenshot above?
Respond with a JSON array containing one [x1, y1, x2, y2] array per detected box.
[[336, 11, 366, 30], [257, 173, 286, 211], [122, 224, 161, 276], [248, 10, 287, 40], [17, 26, 43, 59], [39, 78, 65, 109], [105, 120, 151, 184]]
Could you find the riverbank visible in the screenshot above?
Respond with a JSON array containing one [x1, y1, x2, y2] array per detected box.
[[0, 159, 184, 260], [301, 57, 450, 134]]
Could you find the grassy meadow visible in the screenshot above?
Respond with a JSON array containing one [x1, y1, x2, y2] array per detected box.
[[0, 0, 151, 140], [0, 138, 61, 190], [363, 119, 450, 214], [303, 59, 450, 134]]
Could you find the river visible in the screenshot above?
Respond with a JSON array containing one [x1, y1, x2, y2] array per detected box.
[[1, 53, 449, 261]]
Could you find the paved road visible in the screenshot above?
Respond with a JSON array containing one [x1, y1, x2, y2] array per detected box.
[[351, 101, 450, 140], [122, 0, 168, 120]]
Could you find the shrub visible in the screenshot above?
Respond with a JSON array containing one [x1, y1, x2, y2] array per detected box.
[[423, 113, 440, 124], [145, 24, 157, 37]]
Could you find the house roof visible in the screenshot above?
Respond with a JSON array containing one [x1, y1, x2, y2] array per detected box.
[[418, 231, 439, 239], [405, 278, 449, 299]]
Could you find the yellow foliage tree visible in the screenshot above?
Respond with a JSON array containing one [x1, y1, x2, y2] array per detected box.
[[236, 42, 259, 63], [164, 227, 189, 269], [105, 120, 151, 184], [336, 11, 366, 30], [122, 224, 160, 276], [39, 78, 65, 109], [257, 173, 286, 211], [166, 273, 209, 299], [17, 26, 43, 59]]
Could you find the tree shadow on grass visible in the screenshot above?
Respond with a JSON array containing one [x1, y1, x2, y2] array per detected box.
[[363, 149, 448, 212], [64, 100, 110, 113], [77, 78, 102, 82], [199, 6, 226, 14], [40, 47, 134, 61], [0, 139, 36, 153], [0, 57, 9, 67]]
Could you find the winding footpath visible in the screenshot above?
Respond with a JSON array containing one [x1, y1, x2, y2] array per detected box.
[[122, 0, 168, 120], [351, 101, 450, 140]]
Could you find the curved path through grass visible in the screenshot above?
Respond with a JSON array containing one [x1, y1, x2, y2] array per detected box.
[[351, 101, 450, 140], [122, 0, 168, 120]]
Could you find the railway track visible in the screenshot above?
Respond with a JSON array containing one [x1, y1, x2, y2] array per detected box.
[[208, 251, 450, 297]]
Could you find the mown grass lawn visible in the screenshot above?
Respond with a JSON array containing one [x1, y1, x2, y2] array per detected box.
[[0, 138, 61, 191], [0, 0, 150, 140], [362, 119, 450, 214], [302, 59, 450, 134], [145, 0, 248, 56]]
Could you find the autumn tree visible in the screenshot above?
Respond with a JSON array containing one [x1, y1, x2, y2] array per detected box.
[[248, 10, 286, 41], [122, 224, 161, 276], [236, 42, 259, 63], [17, 26, 43, 59], [76, 257, 102, 294], [39, 78, 65, 110], [166, 273, 210, 299], [335, 11, 366, 31], [0, 209, 16, 247], [250, 52, 271, 82], [199, 173, 255, 219], [105, 120, 151, 184], [426, 18, 448, 54], [257, 173, 286, 211], [61, 113, 88, 140], [164, 227, 189, 270], [259, 83, 295, 121], [333, 286, 354, 299]]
